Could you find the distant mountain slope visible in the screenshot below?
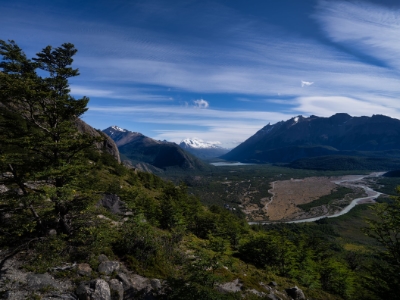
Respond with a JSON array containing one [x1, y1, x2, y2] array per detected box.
[[103, 126, 211, 171], [179, 138, 229, 159], [289, 155, 400, 171], [222, 113, 400, 163]]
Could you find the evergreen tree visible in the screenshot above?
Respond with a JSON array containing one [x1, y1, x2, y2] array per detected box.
[[0, 40, 97, 241], [364, 192, 400, 299]]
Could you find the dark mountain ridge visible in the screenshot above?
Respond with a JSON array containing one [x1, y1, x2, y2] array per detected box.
[[222, 113, 400, 163], [103, 126, 211, 171]]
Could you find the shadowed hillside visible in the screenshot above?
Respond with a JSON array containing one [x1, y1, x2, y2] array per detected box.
[[222, 114, 400, 165]]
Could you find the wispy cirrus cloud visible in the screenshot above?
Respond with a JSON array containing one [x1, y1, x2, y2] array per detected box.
[[70, 86, 172, 101], [76, 0, 400, 145], [3, 0, 400, 146], [88, 104, 293, 147], [314, 0, 400, 69], [89, 105, 292, 123], [294, 96, 400, 119], [5, 0, 399, 100]]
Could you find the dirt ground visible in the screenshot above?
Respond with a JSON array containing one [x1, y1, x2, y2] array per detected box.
[[237, 173, 377, 222], [245, 176, 356, 221], [264, 177, 339, 221]]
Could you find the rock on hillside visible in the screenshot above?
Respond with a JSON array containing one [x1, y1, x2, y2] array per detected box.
[[75, 119, 120, 163]]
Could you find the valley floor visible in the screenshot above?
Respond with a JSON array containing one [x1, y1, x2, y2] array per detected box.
[[257, 173, 382, 222], [178, 165, 386, 223]]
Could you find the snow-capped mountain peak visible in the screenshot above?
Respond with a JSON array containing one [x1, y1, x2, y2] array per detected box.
[[180, 138, 222, 149], [111, 125, 127, 132], [292, 115, 304, 123]]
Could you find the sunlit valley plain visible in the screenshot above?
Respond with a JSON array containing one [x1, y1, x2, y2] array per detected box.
[[1, 0, 400, 299]]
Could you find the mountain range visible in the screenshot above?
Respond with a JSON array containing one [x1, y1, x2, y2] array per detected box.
[[179, 138, 229, 159], [222, 113, 400, 168], [103, 113, 400, 171], [103, 126, 210, 172]]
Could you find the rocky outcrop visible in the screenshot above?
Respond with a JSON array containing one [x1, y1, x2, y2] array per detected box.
[[0, 255, 164, 300], [216, 279, 299, 299], [0, 258, 75, 299], [0, 255, 307, 300], [75, 119, 120, 163], [285, 286, 306, 300], [217, 278, 242, 293], [26, 273, 62, 290], [97, 194, 128, 215], [109, 279, 124, 300], [77, 263, 92, 276], [98, 261, 120, 275], [76, 279, 111, 300]]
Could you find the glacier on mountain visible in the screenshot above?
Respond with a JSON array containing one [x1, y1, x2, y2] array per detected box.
[[180, 138, 223, 149]]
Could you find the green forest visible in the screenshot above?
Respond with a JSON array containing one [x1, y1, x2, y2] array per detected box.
[[1, 40, 399, 299]]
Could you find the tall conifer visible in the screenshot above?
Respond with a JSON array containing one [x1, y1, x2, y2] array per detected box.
[[0, 40, 96, 236]]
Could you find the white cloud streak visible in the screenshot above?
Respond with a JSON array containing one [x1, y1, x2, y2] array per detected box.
[[70, 86, 172, 102], [315, 0, 400, 69], [4, 1, 400, 100], [88, 104, 293, 147], [294, 96, 400, 119]]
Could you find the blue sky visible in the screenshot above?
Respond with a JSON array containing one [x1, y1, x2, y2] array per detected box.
[[1, 0, 400, 148]]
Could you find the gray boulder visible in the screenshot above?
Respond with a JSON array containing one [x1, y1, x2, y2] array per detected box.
[[98, 261, 120, 275], [26, 273, 61, 290], [116, 273, 132, 290], [267, 293, 282, 300], [109, 279, 124, 300], [247, 289, 266, 297], [217, 278, 242, 293], [115, 273, 162, 299], [76, 279, 111, 300], [150, 279, 162, 291], [42, 294, 78, 300], [2, 291, 28, 299], [286, 286, 305, 300], [98, 254, 109, 263], [130, 274, 152, 292], [97, 194, 128, 215], [77, 263, 92, 276]]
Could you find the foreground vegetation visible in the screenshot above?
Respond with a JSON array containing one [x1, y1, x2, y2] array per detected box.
[[1, 40, 399, 299]]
